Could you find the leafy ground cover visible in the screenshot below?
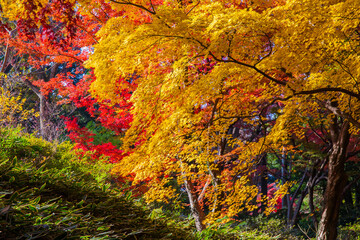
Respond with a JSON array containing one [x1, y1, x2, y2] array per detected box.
[[0, 127, 193, 239]]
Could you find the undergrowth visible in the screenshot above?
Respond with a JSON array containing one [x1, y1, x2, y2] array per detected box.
[[0, 127, 192, 239]]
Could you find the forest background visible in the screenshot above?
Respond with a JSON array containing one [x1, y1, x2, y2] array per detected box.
[[1, 0, 360, 239]]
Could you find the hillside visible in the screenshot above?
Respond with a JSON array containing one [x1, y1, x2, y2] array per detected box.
[[0, 127, 193, 240]]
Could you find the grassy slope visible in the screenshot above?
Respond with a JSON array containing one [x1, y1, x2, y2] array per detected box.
[[0, 128, 193, 239]]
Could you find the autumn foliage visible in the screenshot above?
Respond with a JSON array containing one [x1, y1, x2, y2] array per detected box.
[[2, 0, 360, 239]]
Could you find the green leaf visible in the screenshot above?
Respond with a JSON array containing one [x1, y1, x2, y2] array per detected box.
[[9, 176, 15, 183], [96, 226, 110, 231], [77, 199, 85, 207], [42, 213, 54, 222], [39, 183, 46, 191], [102, 183, 110, 192], [0, 159, 9, 167], [28, 204, 37, 212], [9, 191, 19, 201], [33, 196, 41, 204]]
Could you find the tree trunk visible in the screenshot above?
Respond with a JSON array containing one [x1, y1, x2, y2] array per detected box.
[[23, 79, 49, 140], [289, 168, 309, 227], [0, 43, 11, 73], [208, 137, 226, 215], [39, 94, 48, 139], [23, 63, 59, 141], [281, 148, 290, 211], [317, 120, 350, 240], [180, 160, 205, 232], [308, 182, 317, 230], [290, 186, 308, 227], [260, 154, 268, 213], [183, 175, 206, 231]]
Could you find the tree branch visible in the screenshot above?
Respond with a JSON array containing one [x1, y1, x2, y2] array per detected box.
[[296, 87, 360, 101], [322, 100, 360, 129], [0, 43, 11, 73], [109, 0, 156, 14]]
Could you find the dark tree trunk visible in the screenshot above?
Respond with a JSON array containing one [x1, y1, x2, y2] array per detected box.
[[308, 182, 317, 229], [260, 154, 268, 212], [288, 168, 309, 227], [290, 187, 308, 227], [307, 163, 319, 230], [317, 120, 350, 240], [281, 149, 290, 212]]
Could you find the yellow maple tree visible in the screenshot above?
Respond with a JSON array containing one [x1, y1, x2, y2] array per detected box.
[[3, 0, 360, 238], [85, 0, 360, 238]]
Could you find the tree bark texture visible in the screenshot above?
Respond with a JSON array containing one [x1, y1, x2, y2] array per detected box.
[[179, 159, 205, 232], [317, 120, 350, 240], [183, 175, 206, 232]]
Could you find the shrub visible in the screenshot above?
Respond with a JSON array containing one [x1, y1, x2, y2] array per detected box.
[[0, 127, 192, 239], [339, 220, 360, 240]]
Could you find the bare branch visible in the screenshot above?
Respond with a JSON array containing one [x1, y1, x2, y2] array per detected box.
[[0, 43, 11, 73], [186, 1, 200, 15], [109, 0, 156, 14], [296, 87, 360, 101]]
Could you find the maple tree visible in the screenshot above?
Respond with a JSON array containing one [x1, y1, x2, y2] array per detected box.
[[0, 0, 137, 187], [0, 0, 132, 140], [84, 0, 360, 238], [0, 0, 78, 140], [86, 0, 294, 231], [3, 0, 360, 239]]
